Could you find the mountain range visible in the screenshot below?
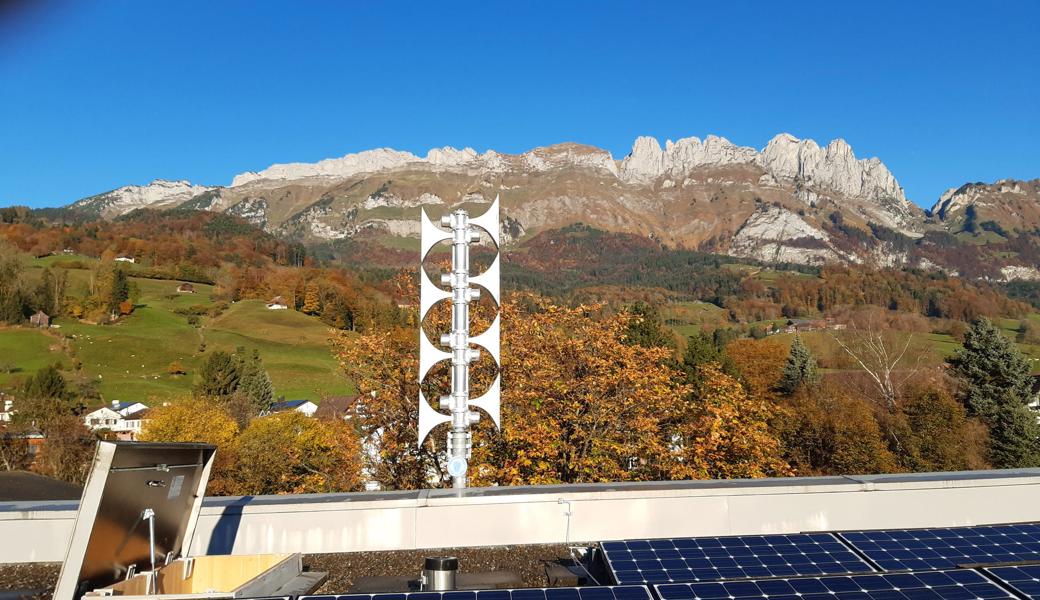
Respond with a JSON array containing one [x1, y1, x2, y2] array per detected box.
[[64, 133, 1040, 281]]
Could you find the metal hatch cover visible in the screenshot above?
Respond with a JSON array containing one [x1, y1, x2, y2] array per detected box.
[[54, 441, 217, 600]]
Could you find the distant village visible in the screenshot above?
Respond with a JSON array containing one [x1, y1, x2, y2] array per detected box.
[[0, 393, 355, 461]]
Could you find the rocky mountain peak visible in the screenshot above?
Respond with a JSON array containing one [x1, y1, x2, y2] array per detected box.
[[930, 178, 1040, 233], [71, 179, 219, 218], [231, 148, 421, 187], [521, 143, 618, 176], [758, 133, 906, 205]]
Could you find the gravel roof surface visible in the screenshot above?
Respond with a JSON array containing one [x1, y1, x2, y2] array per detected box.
[[0, 544, 588, 598], [307, 544, 583, 593]]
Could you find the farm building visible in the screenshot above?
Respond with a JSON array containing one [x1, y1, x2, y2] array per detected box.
[[176, 282, 197, 293], [29, 311, 50, 328]]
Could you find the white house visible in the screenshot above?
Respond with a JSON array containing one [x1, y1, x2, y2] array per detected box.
[[114, 256, 135, 263], [110, 400, 148, 417], [0, 399, 14, 423], [266, 295, 289, 310], [266, 399, 318, 417], [82, 401, 150, 440]]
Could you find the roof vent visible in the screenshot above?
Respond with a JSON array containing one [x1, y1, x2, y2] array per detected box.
[[420, 556, 458, 591]]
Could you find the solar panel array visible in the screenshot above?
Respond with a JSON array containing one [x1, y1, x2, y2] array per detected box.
[[987, 565, 1040, 599], [300, 586, 653, 600], [840, 523, 1040, 571], [654, 570, 1013, 600], [601, 533, 875, 584]]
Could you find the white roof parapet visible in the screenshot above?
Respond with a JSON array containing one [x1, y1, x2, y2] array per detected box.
[[4, 469, 1040, 564]]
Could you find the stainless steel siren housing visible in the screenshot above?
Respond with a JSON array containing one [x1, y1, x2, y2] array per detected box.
[[417, 196, 501, 489]]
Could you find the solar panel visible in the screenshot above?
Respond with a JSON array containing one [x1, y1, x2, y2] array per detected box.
[[299, 586, 653, 600], [600, 534, 875, 584], [986, 565, 1040, 598], [654, 569, 1014, 600], [840, 523, 1040, 571]]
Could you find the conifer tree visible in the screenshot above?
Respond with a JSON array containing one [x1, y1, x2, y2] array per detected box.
[[776, 336, 819, 395], [194, 351, 242, 399], [948, 317, 1039, 467], [949, 318, 1033, 419], [623, 302, 674, 349], [238, 349, 274, 414], [988, 402, 1040, 468]]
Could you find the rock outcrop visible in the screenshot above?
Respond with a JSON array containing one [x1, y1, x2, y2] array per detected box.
[[71, 179, 219, 219], [62, 133, 1039, 278]]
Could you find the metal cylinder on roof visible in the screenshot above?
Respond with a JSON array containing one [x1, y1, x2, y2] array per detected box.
[[421, 556, 458, 591]]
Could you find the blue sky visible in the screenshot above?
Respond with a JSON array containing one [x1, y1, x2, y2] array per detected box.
[[1, 1, 1037, 209]]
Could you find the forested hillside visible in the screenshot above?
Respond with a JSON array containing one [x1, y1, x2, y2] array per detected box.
[[2, 208, 1039, 492]]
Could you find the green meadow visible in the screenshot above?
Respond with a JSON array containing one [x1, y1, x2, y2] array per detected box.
[[1, 264, 355, 403]]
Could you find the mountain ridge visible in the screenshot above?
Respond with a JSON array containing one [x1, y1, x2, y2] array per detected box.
[[56, 133, 1039, 280]]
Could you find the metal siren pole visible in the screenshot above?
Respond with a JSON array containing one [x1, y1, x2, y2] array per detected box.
[[417, 196, 502, 489]]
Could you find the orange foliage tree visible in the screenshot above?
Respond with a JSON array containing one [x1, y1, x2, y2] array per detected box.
[[471, 301, 689, 486], [724, 337, 789, 400], [336, 293, 793, 490], [775, 380, 897, 476], [674, 364, 793, 479]]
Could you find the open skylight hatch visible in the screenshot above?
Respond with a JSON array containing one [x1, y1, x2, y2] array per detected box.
[[53, 441, 320, 600]]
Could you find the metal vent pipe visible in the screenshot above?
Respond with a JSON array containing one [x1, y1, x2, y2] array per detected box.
[[421, 556, 458, 591]]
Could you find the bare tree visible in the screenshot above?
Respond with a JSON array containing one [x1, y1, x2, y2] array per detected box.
[[832, 316, 925, 411], [0, 424, 32, 472]]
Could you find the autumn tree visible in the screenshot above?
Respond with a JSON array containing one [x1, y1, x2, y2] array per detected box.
[[94, 263, 130, 314], [472, 302, 690, 486], [674, 364, 792, 479], [776, 337, 819, 395], [32, 415, 98, 485], [335, 326, 445, 490], [139, 397, 240, 494], [0, 244, 30, 324], [894, 378, 989, 472], [777, 381, 896, 476], [724, 337, 788, 400], [301, 282, 322, 315], [0, 423, 32, 472], [230, 412, 364, 494], [34, 268, 67, 316], [337, 294, 802, 489]]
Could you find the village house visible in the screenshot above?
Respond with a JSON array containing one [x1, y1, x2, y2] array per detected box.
[[0, 398, 14, 423], [29, 311, 50, 328], [1029, 374, 1040, 423], [265, 399, 318, 417], [314, 395, 357, 420], [784, 318, 827, 334], [266, 295, 288, 310], [82, 400, 150, 440], [176, 282, 196, 294]]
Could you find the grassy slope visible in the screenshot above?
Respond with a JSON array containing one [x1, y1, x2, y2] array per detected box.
[[662, 299, 1040, 374], [3, 262, 354, 402]]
